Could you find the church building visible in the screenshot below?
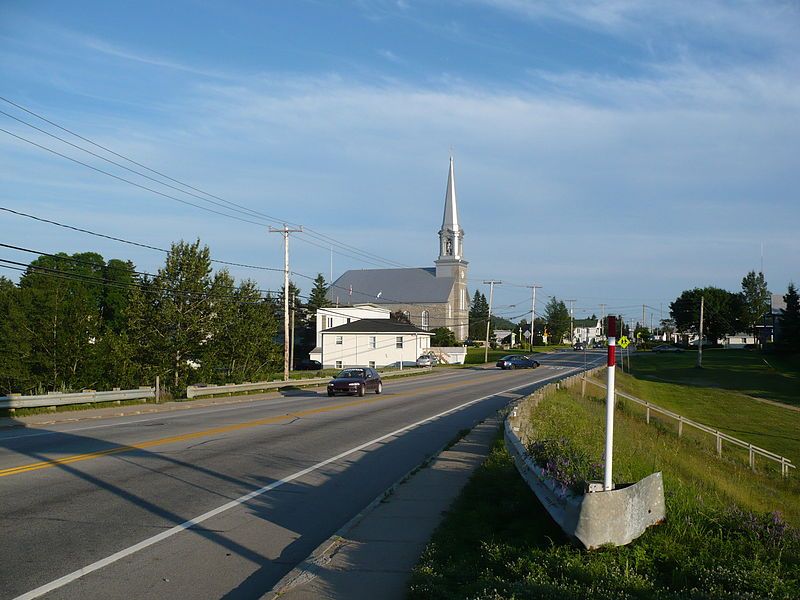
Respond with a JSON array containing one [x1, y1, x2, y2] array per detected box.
[[326, 158, 470, 341]]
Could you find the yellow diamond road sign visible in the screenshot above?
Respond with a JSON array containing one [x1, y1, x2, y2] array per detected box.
[[618, 336, 631, 349]]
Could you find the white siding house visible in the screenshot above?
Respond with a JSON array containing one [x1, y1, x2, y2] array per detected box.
[[310, 319, 433, 369]]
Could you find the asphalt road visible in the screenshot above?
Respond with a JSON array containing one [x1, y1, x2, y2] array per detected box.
[[0, 351, 604, 600]]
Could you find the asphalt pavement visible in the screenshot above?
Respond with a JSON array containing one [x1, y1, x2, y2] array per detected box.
[[1, 351, 603, 599]]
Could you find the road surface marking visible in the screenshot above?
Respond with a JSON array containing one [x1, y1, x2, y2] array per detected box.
[[0, 370, 516, 478], [13, 371, 580, 600]]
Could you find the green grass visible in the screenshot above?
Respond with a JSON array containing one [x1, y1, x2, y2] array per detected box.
[[627, 349, 800, 406], [605, 351, 800, 465], [409, 385, 800, 599], [465, 346, 568, 364]]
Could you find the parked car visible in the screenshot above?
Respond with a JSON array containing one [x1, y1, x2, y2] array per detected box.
[[496, 355, 540, 370], [416, 354, 439, 367], [652, 345, 684, 353], [327, 368, 383, 397], [592, 341, 605, 349], [573, 342, 585, 351], [295, 358, 323, 370]]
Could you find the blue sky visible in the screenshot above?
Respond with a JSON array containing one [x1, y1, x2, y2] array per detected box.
[[1, 0, 798, 325]]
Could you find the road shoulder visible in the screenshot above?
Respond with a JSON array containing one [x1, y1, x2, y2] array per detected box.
[[265, 411, 504, 600]]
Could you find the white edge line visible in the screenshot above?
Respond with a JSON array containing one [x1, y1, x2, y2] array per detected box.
[[13, 366, 588, 600]]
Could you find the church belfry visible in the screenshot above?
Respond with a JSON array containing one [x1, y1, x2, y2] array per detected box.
[[435, 157, 468, 279]]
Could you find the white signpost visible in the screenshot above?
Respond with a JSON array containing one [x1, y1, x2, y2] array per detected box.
[[604, 316, 617, 491]]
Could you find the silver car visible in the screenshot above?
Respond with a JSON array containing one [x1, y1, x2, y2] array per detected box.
[[416, 354, 439, 367]]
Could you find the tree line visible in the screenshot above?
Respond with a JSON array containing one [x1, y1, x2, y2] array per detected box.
[[669, 271, 798, 351], [0, 241, 333, 396]]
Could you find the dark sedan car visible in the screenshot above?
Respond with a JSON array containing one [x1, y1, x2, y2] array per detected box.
[[496, 355, 540, 370], [295, 358, 323, 370], [327, 367, 383, 397]]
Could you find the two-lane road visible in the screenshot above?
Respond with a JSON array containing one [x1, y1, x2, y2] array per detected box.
[[1, 352, 603, 599]]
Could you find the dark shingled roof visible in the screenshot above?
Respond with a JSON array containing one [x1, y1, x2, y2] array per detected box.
[[322, 319, 432, 334], [326, 267, 454, 305]]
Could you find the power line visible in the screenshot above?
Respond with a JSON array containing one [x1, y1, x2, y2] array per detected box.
[[0, 96, 410, 270]]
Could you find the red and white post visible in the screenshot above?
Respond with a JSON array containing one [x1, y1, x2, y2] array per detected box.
[[604, 316, 617, 491]]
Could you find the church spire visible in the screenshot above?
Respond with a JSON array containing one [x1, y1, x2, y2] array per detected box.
[[437, 156, 464, 262]]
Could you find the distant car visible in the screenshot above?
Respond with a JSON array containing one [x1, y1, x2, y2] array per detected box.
[[592, 342, 605, 349], [416, 354, 439, 367], [295, 359, 323, 370], [573, 342, 585, 351], [327, 368, 383, 397], [652, 345, 683, 353], [496, 355, 540, 370]]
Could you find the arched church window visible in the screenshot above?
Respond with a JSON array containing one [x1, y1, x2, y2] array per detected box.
[[421, 310, 429, 330], [445, 239, 453, 255]]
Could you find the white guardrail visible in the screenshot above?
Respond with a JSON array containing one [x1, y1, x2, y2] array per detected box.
[[582, 375, 796, 478], [0, 387, 155, 410], [186, 367, 430, 399]]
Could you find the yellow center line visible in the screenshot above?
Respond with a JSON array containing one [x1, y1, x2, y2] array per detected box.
[[0, 370, 517, 478]]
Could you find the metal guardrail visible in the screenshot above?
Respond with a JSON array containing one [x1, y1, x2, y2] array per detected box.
[[0, 387, 155, 410], [186, 367, 430, 399], [582, 375, 795, 478]]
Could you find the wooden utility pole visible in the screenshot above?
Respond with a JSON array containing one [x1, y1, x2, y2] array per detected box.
[[697, 295, 705, 368], [526, 284, 542, 351], [290, 291, 297, 373], [566, 299, 576, 345], [270, 224, 303, 381], [483, 280, 501, 362]]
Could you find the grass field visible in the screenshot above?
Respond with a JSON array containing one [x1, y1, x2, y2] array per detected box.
[[629, 349, 799, 405], [409, 384, 800, 599], [465, 346, 569, 364], [606, 350, 800, 465]]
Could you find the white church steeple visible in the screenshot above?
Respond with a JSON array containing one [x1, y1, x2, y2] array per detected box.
[[435, 156, 468, 279], [437, 156, 465, 262]]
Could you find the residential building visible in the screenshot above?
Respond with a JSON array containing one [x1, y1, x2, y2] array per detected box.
[[309, 318, 432, 369], [572, 318, 602, 344]]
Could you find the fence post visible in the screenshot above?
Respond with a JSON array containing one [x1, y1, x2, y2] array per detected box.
[[155, 375, 160, 404], [781, 458, 787, 479], [716, 431, 722, 457], [646, 403, 650, 425], [748, 445, 754, 471], [581, 376, 586, 398], [678, 416, 683, 438]]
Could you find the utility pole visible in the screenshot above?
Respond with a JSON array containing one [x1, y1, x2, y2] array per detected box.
[[642, 304, 646, 335], [483, 280, 501, 362], [270, 224, 303, 381], [526, 284, 542, 351], [566, 299, 576, 345], [290, 290, 297, 373], [697, 295, 704, 368], [600, 303, 606, 337]]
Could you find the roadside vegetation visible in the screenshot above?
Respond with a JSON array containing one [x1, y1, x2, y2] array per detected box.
[[410, 381, 800, 599]]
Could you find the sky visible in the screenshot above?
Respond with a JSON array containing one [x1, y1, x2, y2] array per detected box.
[[1, 0, 798, 326]]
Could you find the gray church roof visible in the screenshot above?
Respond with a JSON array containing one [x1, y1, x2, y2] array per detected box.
[[327, 267, 455, 305], [323, 319, 431, 334]]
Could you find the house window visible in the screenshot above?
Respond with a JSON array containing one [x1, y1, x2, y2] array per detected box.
[[421, 310, 429, 330], [327, 317, 333, 328], [369, 336, 376, 349], [347, 318, 351, 323], [335, 360, 342, 369], [396, 336, 404, 349], [369, 361, 376, 368], [336, 336, 343, 345], [742, 337, 747, 343]]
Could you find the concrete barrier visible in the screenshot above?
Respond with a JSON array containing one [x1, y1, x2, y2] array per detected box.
[[505, 369, 665, 549]]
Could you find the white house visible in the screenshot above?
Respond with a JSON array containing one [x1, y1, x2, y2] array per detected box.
[[310, 318, 432, 369], [573, 318, 602, 344], [313, 304, 391, 350], [722, 333, 757, 349]]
